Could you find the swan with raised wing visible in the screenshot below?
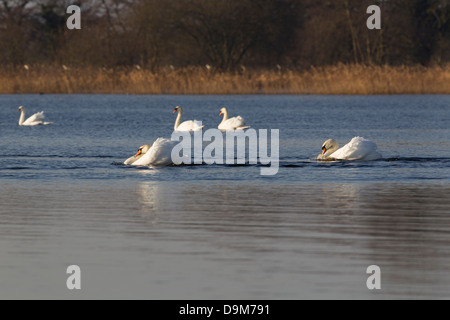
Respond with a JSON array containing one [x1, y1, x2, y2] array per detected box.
[[317, 136, 382, 161], [18, 106, 53, 126]]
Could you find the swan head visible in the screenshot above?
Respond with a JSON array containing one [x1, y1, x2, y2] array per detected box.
[[219, 107, 228, 116], [173, 106, 182, 114], [18, 106, 24, 112], [321, 139, 339, 157], [135, 145, 151, 156]]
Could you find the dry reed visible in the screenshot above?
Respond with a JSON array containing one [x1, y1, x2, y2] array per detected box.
[[0, 64, 449, 95]]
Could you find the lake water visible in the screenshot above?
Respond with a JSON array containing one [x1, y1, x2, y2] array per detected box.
[[0, 94, 449, 300]]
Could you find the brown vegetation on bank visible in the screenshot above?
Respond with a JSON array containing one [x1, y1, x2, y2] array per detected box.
[[0, 64, 449, 95]]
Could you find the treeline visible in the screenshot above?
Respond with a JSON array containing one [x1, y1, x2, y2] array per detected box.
[[0, 0, 449, 71]]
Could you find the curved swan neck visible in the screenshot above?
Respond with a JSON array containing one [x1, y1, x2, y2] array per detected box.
[[18, 108, 25, 126], [220, 108, 229, 124], [174, 108, 183, 130], [324, 144, 339, 158], [321, 139, 339, 159]]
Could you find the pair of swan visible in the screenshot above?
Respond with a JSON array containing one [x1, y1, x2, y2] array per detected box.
[[124, 136, 382, 166], [173, 106, 249, 132], [317, 136, 382, 161], [18, 106, 53, 126]]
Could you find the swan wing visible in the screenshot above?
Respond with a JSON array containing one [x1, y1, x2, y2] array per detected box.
[[132, 138, 176, 166], [177, 120, 204, 132], [330, 137, 381, 160], [23, 111, 45, 125]]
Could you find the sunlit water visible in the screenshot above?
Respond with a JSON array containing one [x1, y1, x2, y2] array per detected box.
[[0, 94, 449, 299]]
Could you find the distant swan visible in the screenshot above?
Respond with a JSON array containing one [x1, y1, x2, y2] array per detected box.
[[125, 138, 175, 166], [18, 106, 53, 126], [218, 107, 250, 131], [317, 136, 382, 161], [173, 106, 204, 132]]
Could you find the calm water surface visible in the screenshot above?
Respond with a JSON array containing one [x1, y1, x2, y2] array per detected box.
[[0, 94, 449, 299]]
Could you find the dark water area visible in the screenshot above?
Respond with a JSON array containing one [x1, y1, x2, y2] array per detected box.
[[0, 94, 449, 299]]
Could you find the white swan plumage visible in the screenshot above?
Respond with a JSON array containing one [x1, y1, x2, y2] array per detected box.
[[18, 106, 53, 126], [125, 138, 176, 166], [124, 145, 151, 165], [173, 106, 204, 132], [317, 136, 382, 161], [218, 107, 250, 131]]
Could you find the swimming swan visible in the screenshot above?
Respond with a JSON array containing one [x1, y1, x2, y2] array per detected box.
[[218, 107, 250, 131], [317, 136, 382, 161], [125, 138, 175, 166], [18, 106, 53, 126], [124, 144, 151, 165], [173, 106, 204, 132]]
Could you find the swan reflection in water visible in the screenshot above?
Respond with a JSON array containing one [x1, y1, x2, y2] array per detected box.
[[135, 182, 165, 225]]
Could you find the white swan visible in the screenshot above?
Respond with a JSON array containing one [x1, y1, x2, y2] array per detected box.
[[173, 106, 204, 132], [18, 106, 53, 126], [124, 145, 151, 165], [317, 136, 382, 161], [218, 107, 250, 131], [125, 138, 176, 166]]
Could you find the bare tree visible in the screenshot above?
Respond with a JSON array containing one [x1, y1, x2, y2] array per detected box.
[[0, 0, 449, 69], [0, 0, 33, 65], [177, 0, 272, 71]]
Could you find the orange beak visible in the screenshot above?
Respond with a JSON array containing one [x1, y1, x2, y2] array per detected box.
[[135, 150, 142, 157], [322, 147, 326, 155], [173, 109, 177, 114], [219, 111, 223, 116]]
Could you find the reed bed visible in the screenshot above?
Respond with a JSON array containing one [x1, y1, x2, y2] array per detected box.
[[0, 64, 449, 95]]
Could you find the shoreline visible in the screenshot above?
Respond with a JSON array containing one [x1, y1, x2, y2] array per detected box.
[[1, 64, 449, 95], [1, 92, 449, 96]]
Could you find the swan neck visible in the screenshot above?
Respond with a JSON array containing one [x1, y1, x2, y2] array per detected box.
[[174, 109, 182, 130], [220, 109, 229, 124], [225, 109, 230, 121], [331, 144, 339, 154], [19, 109, 25, 125], [326, 145, 339, 157], [223, 109, 229, 121]]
